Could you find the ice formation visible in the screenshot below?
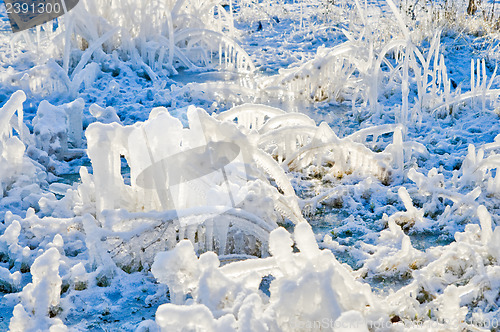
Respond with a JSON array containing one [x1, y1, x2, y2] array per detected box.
[[384, 206, 500, 329], [9, 245, 67, 332], [0, 91, 50, 218], [80, 105, 309, 269], [151, 222, 382, 331], [1, 0, 500, 330], [0, 91, 29, 198], [32, 98, 85, 160], [259, 5, 500, 124], [459, 143, 500, 196], [6, 0, 255, 97]]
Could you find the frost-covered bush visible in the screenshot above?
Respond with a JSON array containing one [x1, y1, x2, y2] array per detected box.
[[398, 0, 500, 38], [83, 104, 301, 220], [1, 0, 500, 329], [0, 91, 51, 218], [9, 245, 67, 332], [360, 218, 427, 279], [456, 143, 500, 195], [61, 0, 254, 74], [0, 91, 30, 197], [260, 0, 500, 125], [218, 104, 397, 184], [32, 98, 84, 159], [0, 218, 23, 293], [6, 0, 255, 97], [385, 206, 500, 329], [151, 222, 384, 331], [78, 104, 311, 269], [406, 139, 500, 229]]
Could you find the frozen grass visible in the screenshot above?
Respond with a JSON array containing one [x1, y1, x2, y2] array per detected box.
[[0, 0, 500, 330], [3, 0, 255, 100]]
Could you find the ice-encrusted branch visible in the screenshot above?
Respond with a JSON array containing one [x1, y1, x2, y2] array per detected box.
[[150, 222, 378, 330]]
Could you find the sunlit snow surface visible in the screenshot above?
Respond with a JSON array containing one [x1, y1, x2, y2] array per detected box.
[[1, 0, 500, 330]]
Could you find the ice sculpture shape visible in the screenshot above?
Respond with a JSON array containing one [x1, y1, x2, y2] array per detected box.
[[152, 222, 377, 331], [0, 91, 46, 202], [84, 105, 304, 269]]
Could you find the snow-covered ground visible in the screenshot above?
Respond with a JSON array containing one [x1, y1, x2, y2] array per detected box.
[[1, 0, 500, 330]]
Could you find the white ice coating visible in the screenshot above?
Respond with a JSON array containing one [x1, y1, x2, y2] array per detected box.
[[33, 101, 69, 159], [63, 98, 84, 149], [360, 218, 427, 279], [33, 98, 85, 159], [456, 144, 500, 196], [0, 219, 22, 292], [85, 105, 296, 218], [9, 246, 67, 332], [385, 206, 500, 328], [89, 104, 122, 124], [216, 103, 286, 132], [152, 222, 378, 331], [1, 0, 500, 327], [83, 105, 307, 267], [4, 0, 255, 98], [273, 122, 393, 183], [81, 101, 412, 271], [260, 43, 358, 103], [0, 91, 48, 203], [69, 0, 252, 74], [259, 20, 500, 122], [0, 91, 27, 144], [216, 103, 399, 186]]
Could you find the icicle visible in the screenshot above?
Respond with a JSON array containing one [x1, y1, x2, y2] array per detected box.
[[481, 59, 487, 112], [477, 205, 493, 244], [393, 127, 404, 174], [0, 91, 26, 141], [477, 59, 481, 92], [219, 43, 222, 68], [401, 48, 409, 126], [471, 59, 475, 99]]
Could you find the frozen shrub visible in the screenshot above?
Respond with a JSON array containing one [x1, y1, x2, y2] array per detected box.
[[361, 218, 427, 279], [88, 103, 122, 124], [260, 0, 500, 124], [151, 223, 383, 331], [0, 91, 50, 218], [33, 101, 69, 159], [5, 0, 255, 97], [81, 105, 308, 270], [32, 98, 85, 160], [9, 246, 67, 332], [0, 91, 29, 197], [386, 206, 500, 328]]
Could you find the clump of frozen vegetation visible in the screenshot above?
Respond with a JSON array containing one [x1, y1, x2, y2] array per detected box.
[[151, 222, 382, 331], [0, 91, 52, 218], [384, 206, 500, 329], [74, 104, 313, 270], [32, 98, 84, 160], [260, 0, 500, 125], [9, 245, 67, 332], [60, 0, 255, 73], [1, 0, 500, 330], [6, 0, 254, 97], [0, 91, 30, 197]]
